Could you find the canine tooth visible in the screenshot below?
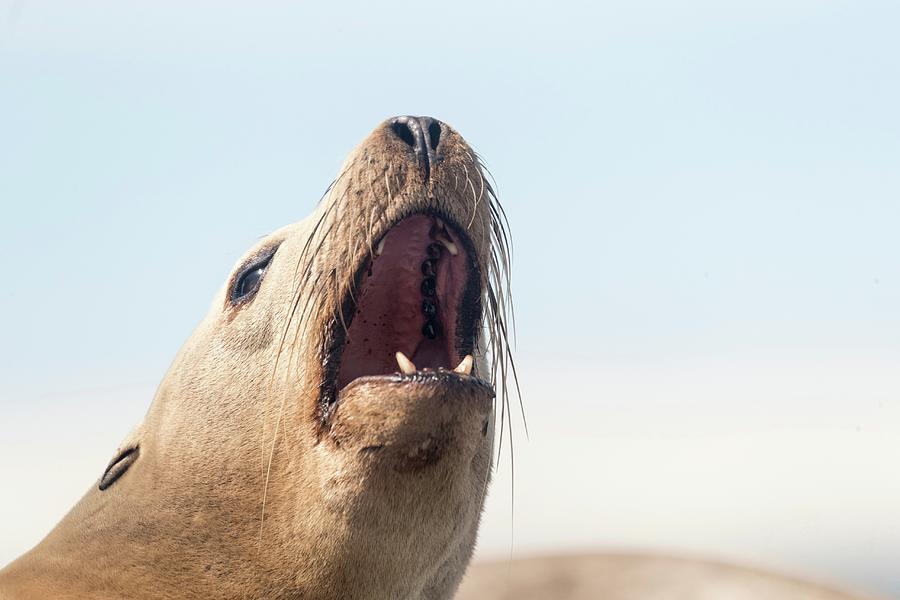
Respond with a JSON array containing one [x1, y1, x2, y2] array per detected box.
[[374, 237, 386, 256], [436, 234, 459, 256], [395, 351, 417, 375], [453, 355, 474, 375]]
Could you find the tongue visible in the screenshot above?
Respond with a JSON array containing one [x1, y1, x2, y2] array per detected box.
[[411, 337, 451, 369]]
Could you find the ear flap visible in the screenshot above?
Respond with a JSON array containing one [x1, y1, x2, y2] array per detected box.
[[99, 424, 144, 491]]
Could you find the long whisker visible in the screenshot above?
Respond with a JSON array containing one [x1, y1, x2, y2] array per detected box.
[[256, 147, 521, 551], [259, 178, 345, 543]]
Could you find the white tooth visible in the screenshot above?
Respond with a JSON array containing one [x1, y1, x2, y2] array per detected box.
[[395, 351, 417, 375], [453, 355, 474, 375], [436, 234, 459, 256], [374, 237, 386, 256]]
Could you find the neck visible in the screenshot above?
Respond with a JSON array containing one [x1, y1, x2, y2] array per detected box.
[[0, 453, 485, 600]]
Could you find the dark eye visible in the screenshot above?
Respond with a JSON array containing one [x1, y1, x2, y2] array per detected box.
[[231, 252, 275, 304]]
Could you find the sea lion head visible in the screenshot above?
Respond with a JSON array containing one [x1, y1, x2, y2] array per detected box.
[[0, 117, 514, 600]]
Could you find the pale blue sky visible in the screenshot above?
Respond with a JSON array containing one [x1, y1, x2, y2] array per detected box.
[[1, 1, 899, 596]]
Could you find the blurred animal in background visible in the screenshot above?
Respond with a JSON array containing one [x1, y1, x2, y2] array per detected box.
[[457, 553, 878, 599]]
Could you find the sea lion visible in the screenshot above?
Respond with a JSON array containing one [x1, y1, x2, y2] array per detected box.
[[0, 116, 515, 600], [456, 554, 880, 600]]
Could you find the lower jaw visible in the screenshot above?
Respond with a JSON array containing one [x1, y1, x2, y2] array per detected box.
[[324, 370, 495, 453]]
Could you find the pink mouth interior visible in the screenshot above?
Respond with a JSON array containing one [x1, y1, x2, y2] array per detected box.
[[336, 214, 468, 391]]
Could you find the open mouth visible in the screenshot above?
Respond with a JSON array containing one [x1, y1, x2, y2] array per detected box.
[[319, 213, 483, 412]]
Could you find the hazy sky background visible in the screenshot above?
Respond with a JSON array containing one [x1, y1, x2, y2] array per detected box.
[[1, 0, 899, 597]]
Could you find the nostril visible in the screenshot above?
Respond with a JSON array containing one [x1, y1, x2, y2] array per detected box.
[[391, 120, 417, 148], [387, 116, 443, 181], [427, 120, 441, 151]]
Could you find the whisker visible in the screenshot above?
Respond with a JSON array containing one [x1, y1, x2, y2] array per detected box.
[[260, 180, 345, 541], [257, 146, 522, 553]]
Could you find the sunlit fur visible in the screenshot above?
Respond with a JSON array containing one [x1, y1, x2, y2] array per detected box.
[[0, 119, 518, 600]]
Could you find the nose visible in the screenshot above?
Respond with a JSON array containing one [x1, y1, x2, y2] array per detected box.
[[389, 115, 443, 179]]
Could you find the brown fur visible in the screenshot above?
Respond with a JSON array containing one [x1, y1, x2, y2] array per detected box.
[[0, 119, 505, 600]]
